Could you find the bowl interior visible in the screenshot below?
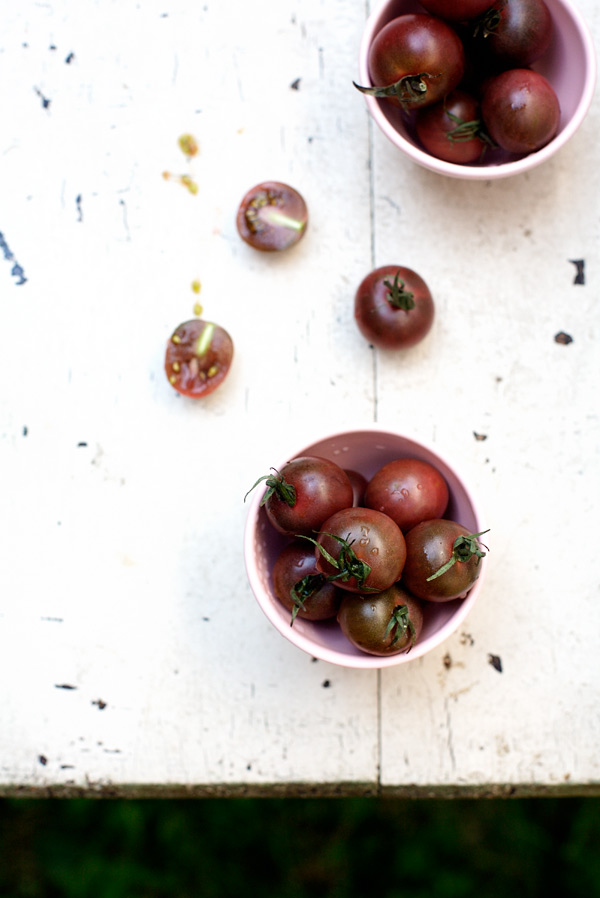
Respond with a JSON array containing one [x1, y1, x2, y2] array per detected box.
[[245, 429, 487, 668], [359, 0, 596, 179]]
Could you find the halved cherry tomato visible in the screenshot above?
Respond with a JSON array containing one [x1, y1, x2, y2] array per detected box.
[[236, 181, 308, 252], [165, 319, 233, 398]]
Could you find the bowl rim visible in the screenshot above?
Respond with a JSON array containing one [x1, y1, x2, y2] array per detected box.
[[244, 424, 489, 669], [358, 0, 597, 180]]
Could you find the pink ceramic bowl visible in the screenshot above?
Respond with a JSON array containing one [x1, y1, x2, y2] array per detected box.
[[244, 427, 488, 669], [358, 0, 596, 180]]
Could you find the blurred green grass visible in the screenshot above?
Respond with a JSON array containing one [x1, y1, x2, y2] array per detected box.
[[1, 797, 599, 898]]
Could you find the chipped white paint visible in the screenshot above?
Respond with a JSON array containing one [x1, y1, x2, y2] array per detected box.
[[0, 0, 599, 796]]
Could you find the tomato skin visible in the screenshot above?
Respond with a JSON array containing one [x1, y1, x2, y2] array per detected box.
[[368, 14, 465, 109], [236, 181, 308, 252], [415, 90, 489, 164], [272, 542, 343, 623], [315, 507, 407, 594], [354, 266, 434, 350], [364, 458, 449, 533], [477, 0, 553, 67], [165, 319, 233, 398], [401, 519, 483, 602], [344, 469, 368, 507], [418, 0, 494, 21], [481, 68, 560, 153], [338, 586, 424, 656], [263, 457, 354, 537]]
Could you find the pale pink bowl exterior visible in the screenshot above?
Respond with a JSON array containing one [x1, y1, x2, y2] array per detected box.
[[358, 0, 596, 180], [244, 427, 488, 669]]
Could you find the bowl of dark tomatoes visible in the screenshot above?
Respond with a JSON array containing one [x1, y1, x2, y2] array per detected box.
[[356, 0, 595, 179], [244, 427, 488, 669]]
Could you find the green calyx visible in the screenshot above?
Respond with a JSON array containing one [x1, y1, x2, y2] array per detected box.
[[445, 110, 496, 150], [289, 573, 326, 626], [383, 270, 415, 311], [353, 72, 439, 108], [473, 7, 502, 39], [426, 530, 490, 582], [300, 532, 373, 591], [384, 603, 416, 649], [244, 468, 296, 507]]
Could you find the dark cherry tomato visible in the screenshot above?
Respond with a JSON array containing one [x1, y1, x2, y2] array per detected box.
[[473, 0, 553, 66], [418, 0, 494, 21], [165, 319, 233, 398], [364, 458, 449, 533], [236, 181, 308, 252], [272, 541, 343, 625], [354, 14, 465, 109], [401, 519, 487, 602], [337, 585, 424, 656], [345, 469, 368, 506], [415, 89, 492, 164], [354, 266, 434, 350], [313, 506, 407, 594], [481, 68, 560, 153], [245, 456, 354, 537]]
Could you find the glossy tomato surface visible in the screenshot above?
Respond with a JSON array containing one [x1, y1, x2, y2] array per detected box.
[[354, 265, 434, 350], [475, 0, 553, 66], [165, 319, 233, 398], [481, 68, 560, 153], [401, 519, 486, 602], [418, 0, 493, 21], [315, 506, 407, 594], [337, 586, 424, 656], [364, 458, 449, 533], [236, 181, 308, 252], [365, 14, 465, 109], [272, 541, 343, 624], [250, 456, 354, 537], [415, 90, 490, 164]]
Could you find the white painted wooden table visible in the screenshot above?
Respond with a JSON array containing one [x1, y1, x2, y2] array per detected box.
[[1, 0, 599, 798]]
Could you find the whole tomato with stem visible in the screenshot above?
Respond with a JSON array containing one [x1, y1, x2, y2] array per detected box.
[[245, 456, 354, 537], [337, 586, 424, 656], [481, 68, 560, 153], [354, 14, 465, 109], [310, 506, 407, 594], [401, 519, 488, 602], [415, 89, 493, 164], [165, 319, 233, 398], [473, 0, 553, 67], [354, 266, 434, 350], [364, 458, 449, 533], [272, 541, 343, 626]]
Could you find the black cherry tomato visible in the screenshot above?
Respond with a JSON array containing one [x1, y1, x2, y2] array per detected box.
[[272, 541, 343, 625], [355, 14, 465, 109], [481, 68, 560, 153], [364, 458, 449, 533], [165, 319, 233, 398], [415, 89, 491, 164], [345, 469, 368, 507], [337, 585, 424, 656], [401, 519, 487, 602], [245, 456, 354, 537], [354, 266, 434, 350], [473, 0, 553, 66], [236, 181, 308, 252], [313, 507, 407, 594]]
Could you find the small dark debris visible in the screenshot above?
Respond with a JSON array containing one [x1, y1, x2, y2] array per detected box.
[[76, 194, 83, 222], [322, 679, 331, 688], [460, 632, 475, 647], [49, 44, 57, 51], [40, 616, 63, 622], [92, 699, 107, 710], [54, 683, 77, 690], [488, 653, 503, 673], [77, 441, 87, 447], [34, 86, 51, 109], [202, 616, 210, 622], [65, 52, 75, 64], [38, 755, 48, 766], [473, 431, 488, 441], [60, 764, 75, 769], [247, 763, 252, 770], [555, 331, 573, 345], [569, 259, 585, 285], [443, 653, 452, 669], [311, 657, 318, 663], [23, 426, 28, 436], [290, 77, 301, 90]]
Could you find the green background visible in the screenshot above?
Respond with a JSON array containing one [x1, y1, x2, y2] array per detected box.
[[1, 797, 599, 897]]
